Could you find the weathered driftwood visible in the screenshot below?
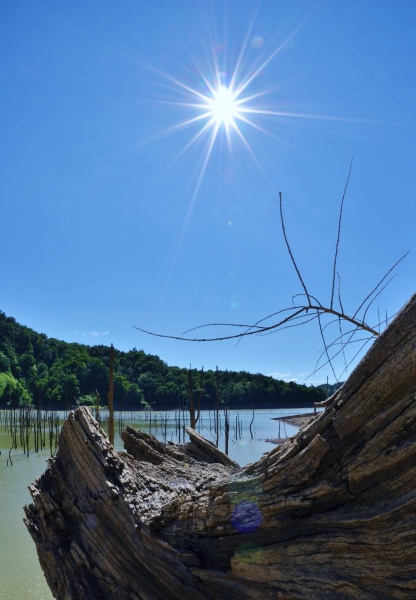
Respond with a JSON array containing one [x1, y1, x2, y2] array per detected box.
[[25, 294, 416, 599]]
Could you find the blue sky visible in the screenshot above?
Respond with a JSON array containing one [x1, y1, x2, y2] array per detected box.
[[1, 0, 415, 384]]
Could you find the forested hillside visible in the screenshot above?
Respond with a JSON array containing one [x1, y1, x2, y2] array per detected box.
[[0, 311, 325, 410]]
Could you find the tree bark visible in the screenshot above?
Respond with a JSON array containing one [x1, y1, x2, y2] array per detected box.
[[25, 294, 416, 599]]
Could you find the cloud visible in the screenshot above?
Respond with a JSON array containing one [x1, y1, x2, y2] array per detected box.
[[73, 330, 110, 338], [269, 372, 327, 385], [303, 378, 329, 386], [268, 372, 295, 381]]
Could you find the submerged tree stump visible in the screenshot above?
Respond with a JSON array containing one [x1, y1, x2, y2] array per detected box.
[[25, 294, 416, 599]]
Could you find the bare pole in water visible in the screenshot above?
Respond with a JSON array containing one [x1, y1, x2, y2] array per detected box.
[[188, 365, 196, 429], [95, 389, 100, 422], [215, 367, 219, 448], [108, 344, 115, 446]]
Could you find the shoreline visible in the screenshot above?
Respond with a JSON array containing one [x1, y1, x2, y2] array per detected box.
[[272, 412, 317, 428], [265, 412, 317, 444]]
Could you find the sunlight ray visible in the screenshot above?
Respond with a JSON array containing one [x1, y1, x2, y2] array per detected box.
[[235, 108, 381, 125], [233, 22, 305, 97], [229, 5, 260, 90], [158, 121, 221, 308], [230, 123, 280, 191], [233, 113, 281, 138], [180, 120, 221, 239], [161, 118, 216, 174]]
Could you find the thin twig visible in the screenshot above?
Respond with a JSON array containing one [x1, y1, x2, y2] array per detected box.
[[361, 276, 399, 324], [337, 272, 344, 314], [279, 192, 311, 306], [183, 322, 265, 335], [134, 307, 307, 342], [292, 293, 323, 308], [353, 252, 409, 319], [338, 337, 373, 379], [317, 312, 338, 381], [308, 325, 365, 380], [338, 316, 348, 375], [134, 303, 379, 344], [331, 158, 353, 309], [135, 173, 408, 383], [258, 313, 320, 336]]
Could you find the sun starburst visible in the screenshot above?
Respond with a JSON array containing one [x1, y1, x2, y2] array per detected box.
[[140, 15, 357, 299], [152, 26, 303, 193], [207, 85, 241, 128]]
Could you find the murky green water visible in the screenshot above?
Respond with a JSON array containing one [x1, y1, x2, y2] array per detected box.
[[0, 408, 305, 599], [0, 448, 53, 599]]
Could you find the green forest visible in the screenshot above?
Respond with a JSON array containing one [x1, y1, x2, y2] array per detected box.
[[0, 310, 327, 410]]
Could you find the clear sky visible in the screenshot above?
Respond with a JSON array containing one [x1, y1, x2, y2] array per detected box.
[[1, 0, 415, 384]]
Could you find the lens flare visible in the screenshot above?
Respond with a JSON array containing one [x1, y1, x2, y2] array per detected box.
[[231, 501, 263, 533]]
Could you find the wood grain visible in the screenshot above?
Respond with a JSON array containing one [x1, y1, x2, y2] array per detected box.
[[25, 294, 416, 599]]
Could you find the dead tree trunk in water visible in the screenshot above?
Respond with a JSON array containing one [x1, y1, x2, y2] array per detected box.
[[25, 294, 416, 599], [108, 343, 114, 445]]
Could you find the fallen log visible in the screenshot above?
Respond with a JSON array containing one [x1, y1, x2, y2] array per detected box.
[[25, 293, 416, 599]]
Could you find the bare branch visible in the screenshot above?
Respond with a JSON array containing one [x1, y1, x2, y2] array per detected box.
[[236, 306, 303, 343], [325, 335, 375, 348], [312, 325, 353, 377], [135, 170, 408, 384], [134, 302, 380, 350], [279, 192, 312, 307], [134, 307, 307, 343], [353, 251, 409, 319], [135, 302, 380, 347], [337, 272, 344, 314], [331, 158, 353, 309], [307, 324, 363, 381], [315, 306, 378, 336], [317, 312, 338, 381], [361, 275, 399, 324], [182, 322, 264, 335], [303, 306, 402, 383], [338, 337, 373, 379], [338, 316, 348, 376], [258, 313, 320, 337], [292, 292, 323, 308]]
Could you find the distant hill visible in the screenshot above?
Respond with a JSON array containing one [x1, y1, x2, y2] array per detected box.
[[0, 310, 325, 410]]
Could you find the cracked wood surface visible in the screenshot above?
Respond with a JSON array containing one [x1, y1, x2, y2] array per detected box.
[[25, 294, 416, 599]]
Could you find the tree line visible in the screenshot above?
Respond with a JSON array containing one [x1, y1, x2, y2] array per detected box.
[[0, 311, 326, 410]]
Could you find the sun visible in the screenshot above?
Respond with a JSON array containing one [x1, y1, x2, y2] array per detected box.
[[207, 85, 240, 128], [154, 35, 293, 177], [147, 38, 289, 239], [146, 21, 320, 235]]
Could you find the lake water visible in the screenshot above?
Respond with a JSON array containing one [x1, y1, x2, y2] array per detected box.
[[0, 408, 309, 600]]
